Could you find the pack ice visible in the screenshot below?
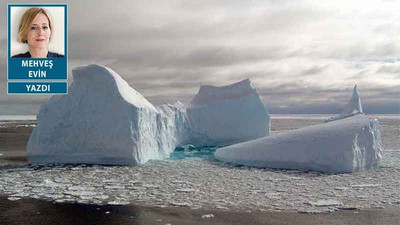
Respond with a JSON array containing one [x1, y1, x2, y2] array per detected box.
[[27, 64, 270, 165], [215, 87, 383, 173]]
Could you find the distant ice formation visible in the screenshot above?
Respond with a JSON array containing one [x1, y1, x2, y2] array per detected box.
[[27, 64, 270, 165], [326, 85, 364, 122], [215, 115, 383, 173]]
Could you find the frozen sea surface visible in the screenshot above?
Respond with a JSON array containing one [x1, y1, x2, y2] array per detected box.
[[0, 115, 399, 213]]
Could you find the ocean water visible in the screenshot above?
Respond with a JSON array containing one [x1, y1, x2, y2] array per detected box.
[[170, 145, 217, 160], [0, 115, 399, 212]]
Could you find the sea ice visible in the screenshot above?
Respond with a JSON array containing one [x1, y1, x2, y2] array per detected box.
[[215, 115, 383, 173], [201, 214, 215, 219], [307, 199, 343, 207]]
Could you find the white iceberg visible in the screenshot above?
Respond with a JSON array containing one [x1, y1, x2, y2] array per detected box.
[[187, 78, 270, 146], [215, 115, 383, 173], [27, 64, 183, 165], [27, 64, 270, 165], [326, 85, 363, 122]]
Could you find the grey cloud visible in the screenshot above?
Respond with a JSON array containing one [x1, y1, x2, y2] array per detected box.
[[376, 64, 400, 75], [299, 65, 330, 77], [0, 0, 399, 114]]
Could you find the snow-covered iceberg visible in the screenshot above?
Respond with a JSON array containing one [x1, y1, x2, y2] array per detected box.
[[326, 85, 363, 122], [187, 79, 270, 146], [215, 115, 383, 173], [27, 64, 270, 165]]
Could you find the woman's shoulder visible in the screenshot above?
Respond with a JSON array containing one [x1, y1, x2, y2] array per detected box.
[[47, 52, 64, 58], [12, 52, 31, 58], [12, 51, 64, 58]]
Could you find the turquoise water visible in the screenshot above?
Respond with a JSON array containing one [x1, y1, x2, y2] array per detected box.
[[170, 145, 218, 160]]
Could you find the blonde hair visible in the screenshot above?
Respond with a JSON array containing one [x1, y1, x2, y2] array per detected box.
[[17, 8, 53, 43]]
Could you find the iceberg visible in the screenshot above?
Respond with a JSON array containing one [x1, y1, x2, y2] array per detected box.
[[27, 65, 183, 165], [215, 115, 383, 173], [187, 78, 270, 146], [326, 85, 363, 122], [27, 64, 270, 165]]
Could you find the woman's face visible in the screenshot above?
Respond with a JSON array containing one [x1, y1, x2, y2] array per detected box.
[[26, 13, 51, 49]]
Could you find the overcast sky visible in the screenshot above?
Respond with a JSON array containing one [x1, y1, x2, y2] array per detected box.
[[1, 0, 399, 115]]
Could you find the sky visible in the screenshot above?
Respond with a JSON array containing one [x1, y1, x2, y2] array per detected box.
[[0, 0, 399, 114]]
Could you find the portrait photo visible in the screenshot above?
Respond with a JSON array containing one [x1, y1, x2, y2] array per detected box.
[[9, 6, 65, 58]]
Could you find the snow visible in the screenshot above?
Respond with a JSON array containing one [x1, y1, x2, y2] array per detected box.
[[215, 115, 383, 173], [326, 85, 363, 122], [27, 64, 270, 165], [187, 78, 270, 146]]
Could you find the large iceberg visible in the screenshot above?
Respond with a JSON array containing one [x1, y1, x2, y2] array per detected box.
[[187, 78, 270, 146], [27, 65, 183, 165], [27, 64, 270, 165], [215, 115, 383, 173]]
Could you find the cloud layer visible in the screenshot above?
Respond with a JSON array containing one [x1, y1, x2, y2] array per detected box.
[[1, 0, 399, 114]]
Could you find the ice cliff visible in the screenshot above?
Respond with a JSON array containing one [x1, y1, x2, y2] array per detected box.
[[187, 79, 270, 146], [27, 64, 270, 165]]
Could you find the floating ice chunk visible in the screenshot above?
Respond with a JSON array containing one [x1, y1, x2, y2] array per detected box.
[[201, 214, 215, 219], [351, 184, 382, 188], [176, 188, 197, 193], [298, 208, 337, 214], [169, 201, 192, 207], [104, 185, 125, 190], [307, 199, 343, 207], [215, 115, 383, 173], [334, 187, 349, 191], [108, 200, 130, 205], [7, 197, 21, 201]]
